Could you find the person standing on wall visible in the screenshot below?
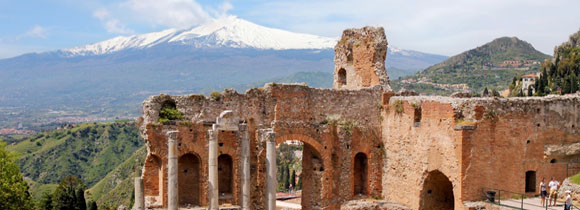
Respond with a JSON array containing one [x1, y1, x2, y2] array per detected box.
[[549, 177, 560, 206], [540, 177, 548, 207]]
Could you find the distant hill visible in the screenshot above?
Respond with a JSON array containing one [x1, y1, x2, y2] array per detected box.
[[6, 121, 143, 207], [396, 37, 550, 95]]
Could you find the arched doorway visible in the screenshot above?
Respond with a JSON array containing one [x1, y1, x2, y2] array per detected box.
[[218, 154, 233, 200], [179, 153, 201, 206], [419, 170, 454, 210], [276, 135, 324, 210], [525, 171, 536, 193], [338, 68, 347, 87], [144, 155, 163, 206], [353, 152, 368, 196]]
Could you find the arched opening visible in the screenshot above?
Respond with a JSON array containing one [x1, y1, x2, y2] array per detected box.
[[144, 155, 163, 207], [525, 171, 536, 193], [218, 154, 233, 199], [419, 170, 454, 210], [276, 136, 324, 210], [353, 152, 368, 196], [179, 153, 201, 206], [338, 68, 347, 87]]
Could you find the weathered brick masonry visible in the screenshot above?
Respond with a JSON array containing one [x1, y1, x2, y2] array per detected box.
[[138, 26, 580, 210]]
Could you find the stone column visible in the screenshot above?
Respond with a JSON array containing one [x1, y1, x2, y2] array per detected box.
[[240, 124, 250, 210], [134, 177, 145, 210], [166, 131, 179, 210], [264, 130, 277, 210], [208, 126, 219, 210]]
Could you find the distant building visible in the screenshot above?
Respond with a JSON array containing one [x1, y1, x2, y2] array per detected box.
[[521, 73, 539, 95]]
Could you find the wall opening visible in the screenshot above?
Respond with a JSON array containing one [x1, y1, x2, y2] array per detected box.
[[353, 152, 368, 196], [179, 153, 201, 206], [276, 136, 324, 210], [338, 68, 347, 87], [419, 170, 454, 210], [525, 171, 536, 193], [218, 154, 233, 198]]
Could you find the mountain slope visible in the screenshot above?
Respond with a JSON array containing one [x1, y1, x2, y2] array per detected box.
[[7, 121, 143, 187], [397, 37, 550, 94]]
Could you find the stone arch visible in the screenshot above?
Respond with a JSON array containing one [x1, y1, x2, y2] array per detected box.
[[353, 152, 368, 196], [144, 154, 163, 206], [178, 153, 201, 206], [419, 170, 454, 210], [276, 134, 324, 209], [218, 154, 234, 197], [338, 68, 347, 87]]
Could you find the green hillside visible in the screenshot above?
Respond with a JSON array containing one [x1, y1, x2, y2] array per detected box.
[[7, 121, 144, 208], [87, 146, 146, 209], [398, 37, 550, 95]]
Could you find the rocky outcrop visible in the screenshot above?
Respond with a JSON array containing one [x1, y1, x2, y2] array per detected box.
[[558, 178, 580, 201]]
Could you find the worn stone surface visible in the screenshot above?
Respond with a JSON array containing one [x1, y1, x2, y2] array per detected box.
[[334, 26, 391, 90], [137, 26, 580, 210], [339, 200, 410, 210]]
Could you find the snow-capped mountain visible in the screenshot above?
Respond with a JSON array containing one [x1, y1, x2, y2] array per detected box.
[[62, 16, 337, 57], [0, 17, 446, 118]]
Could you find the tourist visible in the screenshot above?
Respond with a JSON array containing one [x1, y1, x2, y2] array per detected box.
[[540, 177, 547, 206], [564, 190, 572, 210], [549, 177, 560, 206]]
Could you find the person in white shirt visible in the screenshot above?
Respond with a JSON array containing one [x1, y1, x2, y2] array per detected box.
[[564, 190, 572, 210], [549, 177, 560, 206]]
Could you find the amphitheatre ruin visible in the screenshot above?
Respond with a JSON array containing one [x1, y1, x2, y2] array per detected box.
[[134, 26, 580, 210]]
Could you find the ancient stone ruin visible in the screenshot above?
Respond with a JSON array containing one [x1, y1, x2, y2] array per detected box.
[[136, 26, 580, 210]]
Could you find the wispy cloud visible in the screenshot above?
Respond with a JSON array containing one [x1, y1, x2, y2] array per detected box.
[[93, 8, 134, 34], [25, 25, 48, 39], [122, 0, 213, 29]]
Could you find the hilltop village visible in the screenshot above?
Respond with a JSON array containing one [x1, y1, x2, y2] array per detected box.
[[135, 26, 580, 210]]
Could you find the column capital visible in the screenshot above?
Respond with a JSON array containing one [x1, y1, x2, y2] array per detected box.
[[166, 130, 178, 140], [259, 129, 276, 143]]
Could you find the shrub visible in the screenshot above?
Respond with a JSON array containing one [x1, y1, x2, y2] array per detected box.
[[159, 103, 184, 123], [210, 91, 222, 101]]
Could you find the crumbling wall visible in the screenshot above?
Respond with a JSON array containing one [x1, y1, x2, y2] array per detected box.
[[139, 83, 385, 209], [381, 94, 580, 209], [334, 27, 390, 90]]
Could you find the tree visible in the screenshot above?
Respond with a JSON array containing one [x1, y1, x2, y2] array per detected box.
[[290, 170, 296, 189], [53, 175, 86, 210], [39, 192, 54, 210], [0, 140, 33, 210], [87, 200, 97, 210], [297, 174, 302, 190], [284, 165, 290, 190], [482, 87, 489, 97], [527, 86, 533, 96], [492, 89, 500, 97]]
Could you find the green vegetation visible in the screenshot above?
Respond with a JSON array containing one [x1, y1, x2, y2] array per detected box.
[[0, 140, 34, 210], [159, 103, 184, 123], [7, 122, 143, 209], [277, 143, 303, 192], [570, 172, 580, 185], [210, 91, 223, 100], [87, 146, 146, 209], [533, 39, 580, 96], [396, 37, 549, 95], [50, 176, 87, 210]]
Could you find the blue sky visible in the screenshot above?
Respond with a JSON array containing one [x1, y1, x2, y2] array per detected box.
[[1, 0, 580, 58]]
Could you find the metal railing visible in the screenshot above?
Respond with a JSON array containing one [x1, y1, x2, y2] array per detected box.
[[481, 187, 568, 210]]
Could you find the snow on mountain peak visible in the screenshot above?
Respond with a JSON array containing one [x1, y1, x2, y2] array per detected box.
[[62, 16, 337, 56]]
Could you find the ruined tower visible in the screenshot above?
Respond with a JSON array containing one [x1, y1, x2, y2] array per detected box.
[[333, 26, 391, 90]]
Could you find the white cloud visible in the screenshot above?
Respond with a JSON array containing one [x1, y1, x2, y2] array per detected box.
[[93, 8, 134, 34], [26, 25, 47, 39], [122, 0, 213, 29]]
